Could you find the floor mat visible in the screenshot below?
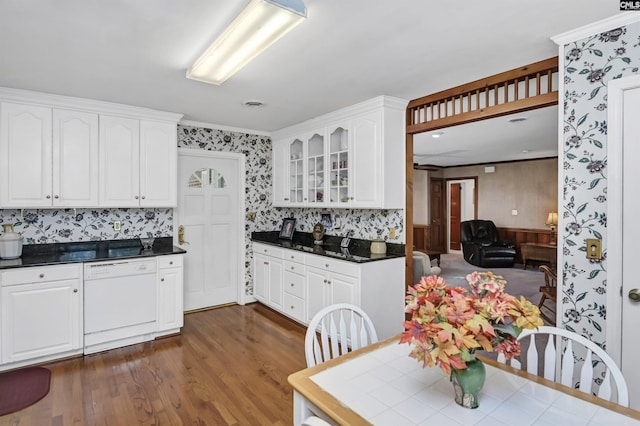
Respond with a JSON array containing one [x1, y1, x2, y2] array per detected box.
[[0, 367, 51, 416]]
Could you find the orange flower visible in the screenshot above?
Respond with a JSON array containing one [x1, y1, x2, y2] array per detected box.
[[401, 271, 542, 374]]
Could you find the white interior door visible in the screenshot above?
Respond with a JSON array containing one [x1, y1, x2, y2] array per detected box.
[[606, 75, 640, 409], [175, 149, 244, 311]]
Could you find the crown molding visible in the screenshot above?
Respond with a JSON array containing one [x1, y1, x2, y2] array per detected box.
[[0, 86, 183, 122], [179, 119, 271, 137], [551, 12, 640, 45]]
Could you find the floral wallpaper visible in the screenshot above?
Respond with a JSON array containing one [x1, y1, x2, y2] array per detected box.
[[177, 124, 405, 296], [561, 22, 640, 350], [0, 208, 172, 244]]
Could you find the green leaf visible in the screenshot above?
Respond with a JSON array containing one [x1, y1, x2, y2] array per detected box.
[[593, 230, 603, 239], [579, 69, 590, 74], [577, 114, 588, 126], [593, 49, 603, 57], [577, 203, 588, 214], [589, 178, 601, 189], [593, 140, 603, 148], [589, 87, 602, 100], [589, 270, 600, 279], [567, 67, 577, 73], [593, 321, 602, 332], [622, 57, 631, 64], [576, 292, 587, 302], [566, 153, 577, 160]]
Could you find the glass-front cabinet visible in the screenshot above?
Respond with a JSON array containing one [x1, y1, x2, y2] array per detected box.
[[288, 138, 304, 203], [328, 125, 349, 204], [306, 132, 325, 204]]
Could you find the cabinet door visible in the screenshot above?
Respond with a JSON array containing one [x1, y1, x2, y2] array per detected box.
[[253, 253, 269, 302], [157, 267, 184, 332], [1, 278, 82, 363], [267, 257, 284, 310], [272, 139, 289, 206], [305, 267, 328, 323], [327, 123, 350, 204], [53, 109, 99, 207], [140, 120, 177, 207], [99, 115, 140, 207], [0, 102, 52, 207], [327, 272, 357, 306], [306, 130, 326, 206], [288, 137, 305, 204], [350, 111, 382, 207]]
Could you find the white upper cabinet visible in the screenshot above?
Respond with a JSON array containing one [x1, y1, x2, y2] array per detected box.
[[53, 109, 99, 207], [0, 102, 53, 207], [0, 103, 99, 208], [0, 88, 182, 209], [99, 115, 140, 207], [140, 120, 177, 207], [271, 96, 407, 209]]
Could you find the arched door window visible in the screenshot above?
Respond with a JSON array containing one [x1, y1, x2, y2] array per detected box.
[[188, 168, 226, 189]]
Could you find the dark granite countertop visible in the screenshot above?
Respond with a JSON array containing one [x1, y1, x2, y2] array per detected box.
[[0, 237, 186, 270], [251, 231, 405, 263]]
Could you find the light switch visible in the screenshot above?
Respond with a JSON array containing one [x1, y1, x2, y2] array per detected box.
[[586, 238, 602, 259], [113, 221, 121, 231], [389, 227, 396, 239]]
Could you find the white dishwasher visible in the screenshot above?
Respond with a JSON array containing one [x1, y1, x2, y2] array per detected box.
[[84, 258, 157, 354]]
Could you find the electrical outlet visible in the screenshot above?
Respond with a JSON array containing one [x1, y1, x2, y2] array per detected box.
[[113, 221, 121, 231], [389, 227, 396, 239]]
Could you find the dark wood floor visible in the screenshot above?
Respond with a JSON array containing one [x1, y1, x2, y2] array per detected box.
[[1, 303, 307, 426]]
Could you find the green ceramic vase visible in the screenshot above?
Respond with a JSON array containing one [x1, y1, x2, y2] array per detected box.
[[450, 358, 486, 409]]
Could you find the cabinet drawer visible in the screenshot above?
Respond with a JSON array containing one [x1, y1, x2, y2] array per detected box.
[[157, 255, 183, 269], [305, 254, 359, 277], [284, 271, 304, 298], [253, 243, 283, 259], [283, 249, 305, 263], [283, 293, 304, 321], [1, 264, 81, 287], [284, 260, 305, 276]]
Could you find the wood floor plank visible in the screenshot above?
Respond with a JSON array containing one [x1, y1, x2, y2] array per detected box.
[[0, 303, 307, 426]]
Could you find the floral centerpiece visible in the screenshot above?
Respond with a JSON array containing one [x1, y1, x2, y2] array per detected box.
[[400, 272, 543, 408]]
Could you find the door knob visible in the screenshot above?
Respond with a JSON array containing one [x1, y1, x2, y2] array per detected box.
[[629, 288, 640, 302]]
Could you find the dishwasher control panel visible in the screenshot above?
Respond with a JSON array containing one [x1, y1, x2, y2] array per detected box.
[[84, 258, 157, 280]]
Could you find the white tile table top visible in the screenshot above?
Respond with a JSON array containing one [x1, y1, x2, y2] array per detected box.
[[310, 341, 640, 426]]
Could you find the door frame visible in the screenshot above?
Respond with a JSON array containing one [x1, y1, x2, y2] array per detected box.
[[445, 177, 478, 252], [173, 148, 247, 306], [605, 74, 640, 364]]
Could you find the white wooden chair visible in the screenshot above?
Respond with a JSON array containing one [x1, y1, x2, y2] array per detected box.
[[305, 303, 378, 367], [302, 416, 332, 426], [497, 326, 629, 406]]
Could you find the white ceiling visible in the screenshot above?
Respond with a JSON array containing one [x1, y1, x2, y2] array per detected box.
[[413, 106, 559, 167], [0, 1, 619, 164]]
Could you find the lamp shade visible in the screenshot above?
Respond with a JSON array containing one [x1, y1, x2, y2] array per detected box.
[[546, 212, 558, 227], [186, 0, 307, 85]]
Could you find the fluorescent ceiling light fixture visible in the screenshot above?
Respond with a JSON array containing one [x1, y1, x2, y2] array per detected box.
[[186, 0, 307, 85], [431, 131, 444, 138]]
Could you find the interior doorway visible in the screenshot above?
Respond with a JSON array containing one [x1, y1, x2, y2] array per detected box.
[[446, 179, 476, 252]]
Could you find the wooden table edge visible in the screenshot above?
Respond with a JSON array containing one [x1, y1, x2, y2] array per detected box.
[[288, 335, 640, 424]]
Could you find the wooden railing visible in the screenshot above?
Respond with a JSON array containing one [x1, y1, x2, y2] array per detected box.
[[406, 57, 559, 134]]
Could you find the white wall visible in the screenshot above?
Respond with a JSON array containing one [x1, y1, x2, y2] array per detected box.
[[413, 170, 429, 224]]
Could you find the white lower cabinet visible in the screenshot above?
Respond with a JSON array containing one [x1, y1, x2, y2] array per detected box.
[[0, 264, 83, 366], [253, 242, 405, 339], [157, 255, 184, 335]]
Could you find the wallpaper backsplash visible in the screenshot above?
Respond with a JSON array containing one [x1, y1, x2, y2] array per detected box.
[[0, 208, 172, 244], [561, 22, 640, 351]]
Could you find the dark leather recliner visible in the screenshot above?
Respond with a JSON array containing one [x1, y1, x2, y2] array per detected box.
[[460, 220, 516, 268]]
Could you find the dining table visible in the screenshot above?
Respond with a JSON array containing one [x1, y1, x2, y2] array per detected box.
[[288, 335, 640, 426]]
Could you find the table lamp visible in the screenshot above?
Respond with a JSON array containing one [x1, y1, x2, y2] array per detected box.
[[546, 212, 558, 246]]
